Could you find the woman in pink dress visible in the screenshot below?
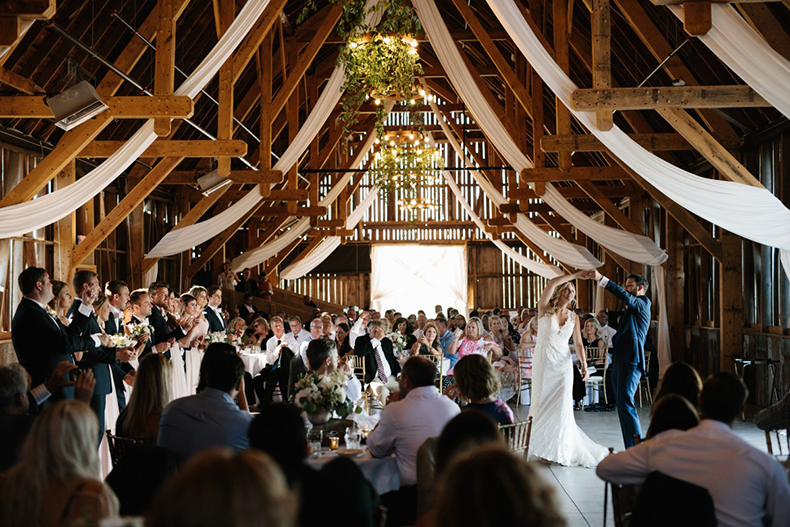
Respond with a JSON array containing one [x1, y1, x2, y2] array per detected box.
[[443, 317, 502, 401]]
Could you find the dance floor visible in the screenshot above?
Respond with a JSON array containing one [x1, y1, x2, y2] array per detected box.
[[511, 403, 768, 527]]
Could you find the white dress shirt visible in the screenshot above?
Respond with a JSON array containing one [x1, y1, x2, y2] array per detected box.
[[369, 337, 392, 379], [367, 385, 460, 486], [283, 329, 311, 351], [596, 419, 790, 527], [265, 334, 287, 365], [109, 305, 124, 333], [600, 324, 617, 349], [345, 375, 362, 403], [349, 319, 368, 347], [59, 299, 102, 347]]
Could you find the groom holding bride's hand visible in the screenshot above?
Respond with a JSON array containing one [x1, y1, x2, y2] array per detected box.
[[581, 269, 651, 449]]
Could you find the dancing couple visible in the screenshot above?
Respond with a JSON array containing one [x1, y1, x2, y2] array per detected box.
[[528, 269, 650, 467]]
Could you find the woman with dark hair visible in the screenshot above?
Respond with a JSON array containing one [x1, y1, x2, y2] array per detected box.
[[335, 322, 352, 358], [653, 362, 703, 410], [646, 394, 700, 439], [391, 317, 417, 357]]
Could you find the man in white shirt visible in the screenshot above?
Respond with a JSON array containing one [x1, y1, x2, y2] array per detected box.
[[250, 316, 293, 405], [348, 310, 371, 348], [596, 311, 617, 349], [367, 356, 460, 525], [286, 318, 320, 397], [597, 372, 790, 527], [283, 316, 311, 350], [217, 262, 238, 290], [354, 320, 400, 405]]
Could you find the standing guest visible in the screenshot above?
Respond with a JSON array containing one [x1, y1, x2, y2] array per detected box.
[[48, 280, 73, 327], [116, 354, 171, 445], [204, 286, 226, 333], [146, 449, 296, 527], [105, 280, 135, 410], [367, 357, 460, 526], [0, 400, 119, 527], [236, 268, 260, 296], [178, 294, 207, 349], [454, 354, 515, 425], [258, 275, 274, 302], [148, 281, 192, 347], [583, 270, 651, 448], [158, 352, 251, 466], [217, 262, 238, 290], [597, 373, 790, 526], [354, 319, 402, 403], [128, 290, 167, 358], [66, 271, 133, 439]]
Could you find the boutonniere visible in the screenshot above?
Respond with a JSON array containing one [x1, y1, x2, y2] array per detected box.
[[46, 307, 59, 320]]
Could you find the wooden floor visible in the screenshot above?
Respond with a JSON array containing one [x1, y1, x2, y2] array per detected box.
[[511, 401, 769, 527]]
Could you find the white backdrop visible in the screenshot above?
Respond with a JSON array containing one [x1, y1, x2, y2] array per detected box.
[[371, 245, 468, 316]]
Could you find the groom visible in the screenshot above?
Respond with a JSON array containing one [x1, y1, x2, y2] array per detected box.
[[583, 270, 650, 448]]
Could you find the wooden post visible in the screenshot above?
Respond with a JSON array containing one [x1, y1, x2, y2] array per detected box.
[[592, 0, 612, 130], [259, 34, 273, 197], [217, 0, 234, 176], [719, 230, 743, 372], [553, 0, 572, 171], [53, 161, 75, 283], [154, 0, 176, 137], [666, 214, 685, 362], [684, 3, 712, 35]]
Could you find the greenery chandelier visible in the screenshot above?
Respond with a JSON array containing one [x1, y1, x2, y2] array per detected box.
[[369, 130, 444, 212]]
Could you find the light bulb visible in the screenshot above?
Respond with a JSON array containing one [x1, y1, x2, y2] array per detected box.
[[383, 36, 391, 44], [374, 99, 381, 105], [350, 42, 358, 49], [419, 89, 426, 96], [374, 138, 380, 144], [411, 39, 418, 48]]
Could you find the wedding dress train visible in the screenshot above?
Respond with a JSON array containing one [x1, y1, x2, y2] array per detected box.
[[528, 312, 608, 467]]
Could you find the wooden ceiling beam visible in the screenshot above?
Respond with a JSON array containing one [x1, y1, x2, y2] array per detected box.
[[153, 0, 176, 137], [231, 0, 288, 82], [653, 0, 783, 3], [0, 66, 44, 94], [592, 0, 613, 130], [78, 140, 247, 158], [571, 86, 770, 110], [520, 166, 628, 182], [735, 4, 790, 61], [576, 180, 643, 233], [0, 95, 194, 119], [541, 133, 704, 151], [251, 205, 327, 218], [510, 183, 632, 199], [161, 169, 283, 185], [0, 0, 55, 17], [216, 0, 234, 175]]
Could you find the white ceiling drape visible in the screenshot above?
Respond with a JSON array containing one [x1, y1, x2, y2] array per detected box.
[[0, 0, 272, 239]]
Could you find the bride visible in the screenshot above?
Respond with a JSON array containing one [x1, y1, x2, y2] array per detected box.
[[529, 271, 608, 467]]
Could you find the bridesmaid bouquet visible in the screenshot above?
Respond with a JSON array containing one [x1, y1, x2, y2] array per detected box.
[[127, 322, 153, 340]]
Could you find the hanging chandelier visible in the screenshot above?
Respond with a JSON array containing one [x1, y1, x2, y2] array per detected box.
[[369, 130, 444, 212]]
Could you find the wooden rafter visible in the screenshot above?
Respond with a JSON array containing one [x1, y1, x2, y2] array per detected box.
[[154, 0, 176, 137], [571, 86, 770, 110], [0, 95, 194, 119], [77, 140, 247, 158]]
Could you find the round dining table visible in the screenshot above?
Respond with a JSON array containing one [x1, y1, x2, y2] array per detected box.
[[306, 447, 400, 496]]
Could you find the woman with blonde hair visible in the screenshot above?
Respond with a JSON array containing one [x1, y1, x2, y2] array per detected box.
[[146, 448, 296, 527], [116, 353, 172, 444], [228, 317, 247, 344], [442, 317, 502, 401], [0, 400, 119, 527], [529, 272, 607, 466], [454, 355, 515, 425]]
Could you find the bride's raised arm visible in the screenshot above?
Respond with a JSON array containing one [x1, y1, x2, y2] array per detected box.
[[537, 272, 582, 317]]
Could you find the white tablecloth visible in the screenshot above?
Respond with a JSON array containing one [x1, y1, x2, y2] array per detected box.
[[306, 448, 400, 495], [239, 352, 268, 377]]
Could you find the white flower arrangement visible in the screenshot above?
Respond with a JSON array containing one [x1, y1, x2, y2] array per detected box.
[[291, 371, 357, 417], [109, 334, 133, 348], [388, 331, 408, 355], [127, 322, 153, 340], [206, 331, 232, 345]]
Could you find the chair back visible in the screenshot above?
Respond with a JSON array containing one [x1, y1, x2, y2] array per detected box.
[[105, 430, 142, 467], [498, 416, 533, 461], [586, 346, 607, 367], [346, 354, 366, 384], [765, 429, 790, 459], [630, 471, 716, 527], [422, 353, 443, 388]]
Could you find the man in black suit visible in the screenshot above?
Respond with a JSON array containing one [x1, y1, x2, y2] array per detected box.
[[204, 286, 226, 333], [106, 280, 135, 410], [67, 271, 135, 441], [235, 268, 260, 297], [148, 281, 193, 351], [12, 268, 109, 402], [128, 289, 170, 357], [585, 270, 651, 448], [354, 319, 401, 405]]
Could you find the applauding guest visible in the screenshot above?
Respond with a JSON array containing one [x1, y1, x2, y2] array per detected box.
[[0, 401, 119, 527]]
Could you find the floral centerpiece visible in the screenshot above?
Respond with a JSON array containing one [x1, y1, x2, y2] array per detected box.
[[206, 331, 233, 345], [291, 371, 357, 424], [127, 322, 153, 340], [387, 331, 408, 356]]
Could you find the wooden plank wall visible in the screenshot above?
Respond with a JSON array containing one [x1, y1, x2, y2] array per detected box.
[[282, 272, 371, 309]]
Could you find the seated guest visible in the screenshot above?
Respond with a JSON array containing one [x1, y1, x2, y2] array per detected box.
[[306, 338, 362, 404], [0, 400, 119, 527], [367, 357, 460, 526], [434, 445, 566, 527], [116, 354, 171, 445], [354, 319, 401, 403], [645, 394, 700, 439], [235, 268, 260, 297], [251, 316, 293, 406], [0, 363, 94, 472], [146, 449, 296, 527], [393, 316, 417, 351], [653, 361, 703, 410], [158, 351, 251, 466], [409, 322, 442, 358], [453, 355, 515, 425], [321, 312, 334, 340], [335, 322, 352, 358], [247, 316, 271, 347], [597, 372, 790, 526], [286, 318, 322, 398], [435, 318, 457, 368], [227, 317, 247, 345], [249, 404, 380, 527]]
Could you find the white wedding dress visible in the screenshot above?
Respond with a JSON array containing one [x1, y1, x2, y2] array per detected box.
[[528, 311, 608, 467]]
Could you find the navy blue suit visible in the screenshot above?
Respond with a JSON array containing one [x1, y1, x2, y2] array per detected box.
[[604, 280, 651, 448], [204, 306, 226, 333], [11, 298, 97, 402]]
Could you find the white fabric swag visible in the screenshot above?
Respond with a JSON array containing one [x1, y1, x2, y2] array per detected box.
[[146, 0, 385, 259], [483, 0, 790, 254], [667, 4, 790, 281], [429, 101, 602, 269], [413, 0, 668, 267], [230, 99, 395, 273], [443, 168, 564, 278], [280, 187, 380, 280], [0, 0, 272, 239]]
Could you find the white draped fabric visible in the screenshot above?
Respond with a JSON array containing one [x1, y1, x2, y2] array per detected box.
[[146, 0, 385, 259], [231, 217, 312, 271], [0, 0, 272, 239], [279, 188, 380, 280], [371, 244, 467, 316], [414, 0, 668, 266], [443, 168, 563, 278], [483, 0, 790, 253], [429, 103, 602, 269], [667, 4, 790, 281]]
